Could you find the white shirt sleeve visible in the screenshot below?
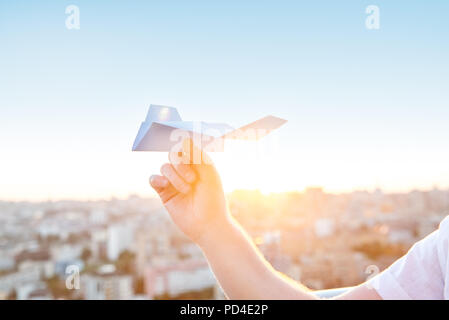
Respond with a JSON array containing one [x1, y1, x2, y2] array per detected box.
[[368, 216, 449, 300]]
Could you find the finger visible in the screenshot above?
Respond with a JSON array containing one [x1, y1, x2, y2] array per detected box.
[[182, 139, 218, 182], [149, 175, 169, 191], [158, 184, 179, 204], [149, 175, 178, 203], [160, 163, 191, 194], [168, 150, 197, 184]]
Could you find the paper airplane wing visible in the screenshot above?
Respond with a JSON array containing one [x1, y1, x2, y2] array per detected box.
[[145, 105, 182, 122], [132, 105, 287, 151], [132, 105, 183, 151], [162, 121, 234, 138], [132, 122, 170, 151], [222, 115, 287, 140], [132, 121, 231, 151]]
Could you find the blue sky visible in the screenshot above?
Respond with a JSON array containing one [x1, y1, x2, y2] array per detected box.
[[1, 1, 448, 200]]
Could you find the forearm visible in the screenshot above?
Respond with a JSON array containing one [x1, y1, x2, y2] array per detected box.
[[198, 216, 317, 300]]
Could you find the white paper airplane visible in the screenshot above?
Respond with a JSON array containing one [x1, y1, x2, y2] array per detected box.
[[132, 105, 287, 152]]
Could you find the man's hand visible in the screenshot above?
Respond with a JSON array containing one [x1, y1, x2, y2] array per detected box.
[[149, 139, 230, 245], [149, 139, 382, 300]]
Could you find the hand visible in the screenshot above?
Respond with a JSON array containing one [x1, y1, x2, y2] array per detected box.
[[149, 139, 230, 245]]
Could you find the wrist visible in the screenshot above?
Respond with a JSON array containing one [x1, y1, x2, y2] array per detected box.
[[196, 215, 236, 249]]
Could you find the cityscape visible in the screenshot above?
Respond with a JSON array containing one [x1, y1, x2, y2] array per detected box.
[[1, 0, 447, 309], [0, 187, 448, 300]]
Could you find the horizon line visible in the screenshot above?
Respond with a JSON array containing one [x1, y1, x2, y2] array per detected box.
[[1, 185, 448, 204]]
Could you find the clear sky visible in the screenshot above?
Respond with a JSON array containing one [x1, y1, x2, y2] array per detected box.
[[1, 1, 448, 201]]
